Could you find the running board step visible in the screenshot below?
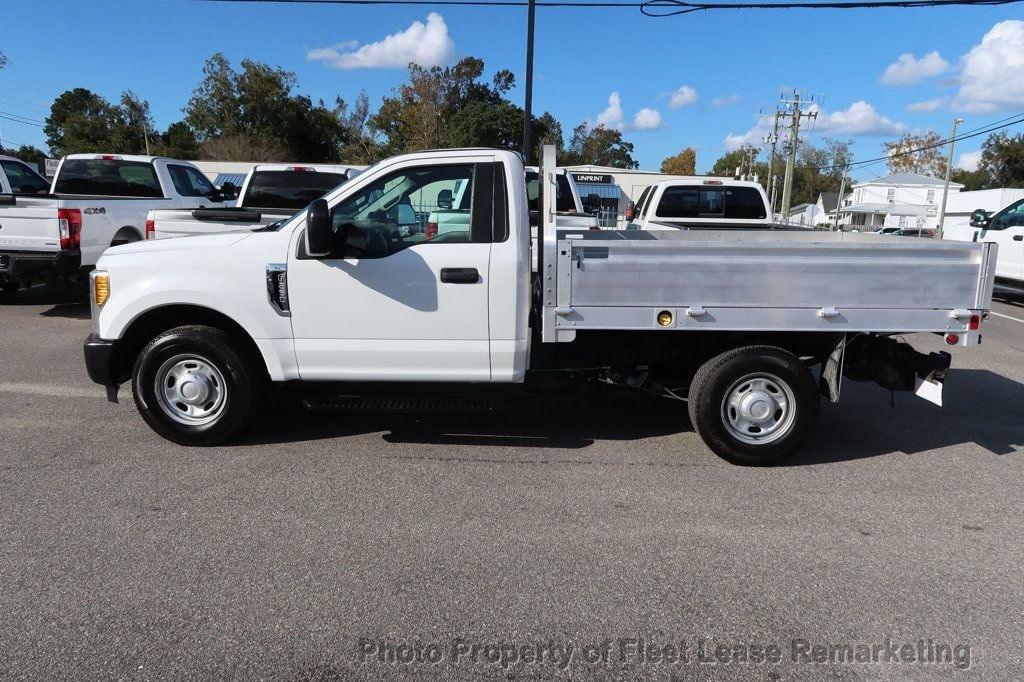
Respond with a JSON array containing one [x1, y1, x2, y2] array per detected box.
[[302, 395, 497, 413]]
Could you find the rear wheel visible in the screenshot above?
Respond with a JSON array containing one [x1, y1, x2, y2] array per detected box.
[[132, 325, 265, 445], [688, 345, 819, 466]]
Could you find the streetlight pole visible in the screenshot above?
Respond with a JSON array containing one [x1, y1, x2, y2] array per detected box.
[[937, 117, 964, 240], [521, 0, 536, 164]]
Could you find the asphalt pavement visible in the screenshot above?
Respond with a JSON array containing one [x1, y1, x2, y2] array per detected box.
[[1, 284, 1023, 679]]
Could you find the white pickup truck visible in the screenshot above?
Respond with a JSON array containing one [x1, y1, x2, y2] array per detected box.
[[0, 154, 227, 300], [83, 146, 995, 465], [625, 178, 775, 230], [944, 197, 1024, 287], [0, 155, 51, 195], [146, 164, 358, 240]]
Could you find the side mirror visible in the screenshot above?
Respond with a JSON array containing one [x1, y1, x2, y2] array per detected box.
[[624, 201, 636, 222], [583, 193, 602, 214], [437, 189, 453, 209], [969, 208, 990, 228], [305, 199, 332, 257]]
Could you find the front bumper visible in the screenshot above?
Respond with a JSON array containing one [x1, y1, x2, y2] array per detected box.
[[0, 249, 81, 282], [83, 333, 120, 402]]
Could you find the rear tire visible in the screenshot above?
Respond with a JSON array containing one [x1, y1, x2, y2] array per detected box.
[[132, 325, 265, 445], [688, 345, 819, 466]]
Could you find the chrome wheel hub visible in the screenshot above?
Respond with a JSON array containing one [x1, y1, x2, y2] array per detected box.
[[722, 373, 797, 445], [154, 355, 227, 426]]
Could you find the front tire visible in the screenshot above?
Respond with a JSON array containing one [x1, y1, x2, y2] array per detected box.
[[132, 325, 265, 445], [688, 345, 819, 466]]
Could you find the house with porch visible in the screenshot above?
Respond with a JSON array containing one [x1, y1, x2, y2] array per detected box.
[[837, 172, 963, 231]]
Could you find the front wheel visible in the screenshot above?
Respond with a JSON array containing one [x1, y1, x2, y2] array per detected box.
[[688, 345, 819, 466], [132, 325, 265, 445]]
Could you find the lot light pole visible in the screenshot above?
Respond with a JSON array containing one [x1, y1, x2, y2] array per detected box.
[[522, 0, 536, 164], [937, 117, 964, 240]]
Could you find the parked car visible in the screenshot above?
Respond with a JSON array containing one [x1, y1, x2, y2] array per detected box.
[[874, 226, 901, 235], [146, 164, 359, 240], [0, 154, 228, 300], [890, 229, 936, 238], [83, 146, 994, 466]]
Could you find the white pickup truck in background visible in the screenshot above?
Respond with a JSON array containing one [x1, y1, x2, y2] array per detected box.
[[944, 197, 1024, 287], [0, 154, 227, 300], [146, 164, 358, 240], [83, 146, 994, 466], [625, 178, 776, 230], [0, 155, 51, 195]]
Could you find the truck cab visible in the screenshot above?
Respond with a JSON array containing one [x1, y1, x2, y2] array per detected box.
[[966, 198, 1024, 284]]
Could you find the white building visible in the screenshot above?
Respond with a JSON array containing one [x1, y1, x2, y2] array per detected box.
[[839, 172, 962, 231]]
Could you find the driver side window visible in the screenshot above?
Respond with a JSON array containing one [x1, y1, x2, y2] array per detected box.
[[993, 200, 1024, 230], [328, 164, 475, 259]]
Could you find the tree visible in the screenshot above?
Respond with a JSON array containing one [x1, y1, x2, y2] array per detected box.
[[561, 124, 638, 169], [883, 130, 947, 177], [199, 133, 287, 162], [0, 144, 46, 163], [710, 147, 756, 178], [156, 122, 200, 159], [335, 91, 381, 164], [950, 168, 989, 192], [44, 88, 120, 156], [533, 111, 563, 161], [184, 53, 343, 161], [661, 147, 696, 175], [977, 132, 1024, 188], [0, 51, 7, 70]]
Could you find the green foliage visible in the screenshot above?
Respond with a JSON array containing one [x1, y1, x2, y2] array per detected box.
[[184, 53, 343, 162], [44, 88, 155, 156], [561, 124, 638, 169], [978, 132, 1024, 188], [155, 122, 200, 159], [950, 168, 989, 191], [661, 147, 696, 175], [0, 144, 47, 163]]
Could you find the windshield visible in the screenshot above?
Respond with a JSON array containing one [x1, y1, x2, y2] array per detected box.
[[54, 159, 163, 197], [655, 186, 767, 220], [242, 171, 351, 210]]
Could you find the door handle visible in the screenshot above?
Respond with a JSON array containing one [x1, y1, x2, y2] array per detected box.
[[440, 267, 479, 284], [1013, 235, 1023, 241]]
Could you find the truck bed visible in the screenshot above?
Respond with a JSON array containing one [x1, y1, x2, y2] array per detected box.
[[541, 230, 996, 339]]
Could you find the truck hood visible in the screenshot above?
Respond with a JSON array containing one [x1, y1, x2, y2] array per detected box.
[[103, 232, 253, 257]]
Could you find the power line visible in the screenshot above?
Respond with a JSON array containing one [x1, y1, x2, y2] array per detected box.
[[0, 112, 46, 128], [192, 0, 1024, 8]]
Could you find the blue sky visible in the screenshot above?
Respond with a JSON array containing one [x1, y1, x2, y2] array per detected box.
[[1, 0, 1022, 179]]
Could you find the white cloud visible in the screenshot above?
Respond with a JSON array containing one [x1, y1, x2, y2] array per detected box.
[[632, 108, 665, 130], [880, 51, 949, 86], [712, 94, 741, 108], [723, 117, 773, 151], [306, 13, 454, 70], [953, 20, 1024, 113], [593, 92, 665, 132], [814, 101, 906, 136], [596, 92, 625, 130], [906, 98, 945, 113], [957, 150, 983, 172], [669, 86, 698, 109]]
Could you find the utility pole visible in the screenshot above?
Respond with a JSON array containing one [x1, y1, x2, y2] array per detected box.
[[521, 0, 537, 164], [834, 170, 847, 231], [779, 92, 817, 223], [937, 117, 964, 240], [764, 111, 781, 215]]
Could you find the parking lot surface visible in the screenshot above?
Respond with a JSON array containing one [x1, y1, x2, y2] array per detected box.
[[2, 286, 1023, 679]]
